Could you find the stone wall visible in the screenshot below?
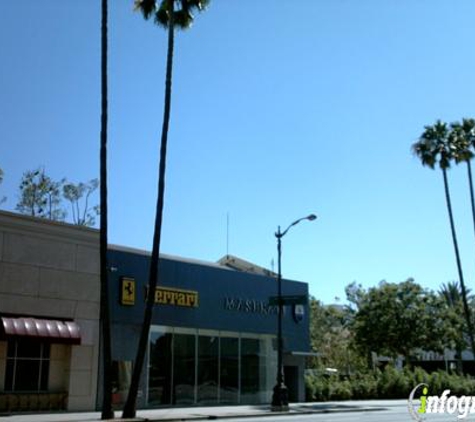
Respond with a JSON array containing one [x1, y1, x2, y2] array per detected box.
[[0, 210, 100, 411]]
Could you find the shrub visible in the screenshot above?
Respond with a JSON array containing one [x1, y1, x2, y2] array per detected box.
[[329, 378, 352, 400], [304, 366, 475, 402], [350, 372, 378, 399], [305, 373, 330, 401], [377, 365, 410, 398]]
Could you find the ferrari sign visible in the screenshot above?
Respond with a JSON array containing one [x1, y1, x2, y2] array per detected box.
[[154, 287, 199, 308], [120, 277, 136, 306]]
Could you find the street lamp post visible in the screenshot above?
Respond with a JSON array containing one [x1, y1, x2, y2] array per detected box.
[[271, 214, 317, 411]]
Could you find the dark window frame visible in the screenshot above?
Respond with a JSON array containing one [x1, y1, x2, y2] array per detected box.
[[5, 339, 51, 392]]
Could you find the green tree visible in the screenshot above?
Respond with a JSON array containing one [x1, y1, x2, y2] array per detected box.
[[412, 121, 475, 360], [439, 281, 470, 374], [99, 0, 113, 418], [122, 0, 209, 418], [348, 279, 448, 366], [16, 168, 65, 220], [62, 179, 99, 227], [309, 298, 365, 375]]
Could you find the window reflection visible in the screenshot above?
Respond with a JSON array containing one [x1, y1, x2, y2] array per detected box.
[[219, 337, 239, 404], [240, 338, 260, 404], [173, 333, 196, 404], [148, 329, 275, 406], [149, 331, 173, 405], [197, 336, 218, 404]]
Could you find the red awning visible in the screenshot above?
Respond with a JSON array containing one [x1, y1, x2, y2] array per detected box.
[[1, 317, 81, 345]]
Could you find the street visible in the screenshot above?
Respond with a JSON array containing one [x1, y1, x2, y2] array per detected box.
[[223, 402, 472, 422], [1, 400, 471, 422], [225, 412, 461, 421]]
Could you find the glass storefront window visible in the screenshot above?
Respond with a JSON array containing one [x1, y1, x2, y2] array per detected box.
[[111, 360, 132, 406], [219, 337, 239, 404], [240, 338, 260, 404], [197, 336, 218, 404], [173, 333, 196, 405], [149, 330, 173, 405], [148, 328, 276, 406]]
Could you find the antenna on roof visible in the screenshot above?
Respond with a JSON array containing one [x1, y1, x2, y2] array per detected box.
[[226, 212, 230, 257]]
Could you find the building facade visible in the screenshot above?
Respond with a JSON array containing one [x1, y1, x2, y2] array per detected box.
[[107, 246, 310, 408], [0, 211, 100, 412], [0, 211, 310, 411]]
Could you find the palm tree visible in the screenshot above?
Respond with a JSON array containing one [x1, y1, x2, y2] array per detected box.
[[122, 1, 209, 418], [450, 119, 475, 240], [439, 281, 470, 374], [99, 0, 114, 419], [412, 121, 475, 361]]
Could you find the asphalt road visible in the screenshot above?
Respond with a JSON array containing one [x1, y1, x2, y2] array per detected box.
[[224, 402, 471, 422], [2, 401, 470, 422]]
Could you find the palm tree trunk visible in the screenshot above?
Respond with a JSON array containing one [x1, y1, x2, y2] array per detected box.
[[467, 161, 475, 241], [442, 168, 475, 361], [99, 0, 113, 418], [122, 0, 175, 418]]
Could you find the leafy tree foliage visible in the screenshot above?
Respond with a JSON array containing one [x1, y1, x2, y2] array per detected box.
[[16, 168, 65, 220], [347, 279, 451, 364], [14, 167, 98, 227], [439, 281, 475, 374], [63, 179, 99, 226], [309, 298, 365, 375]]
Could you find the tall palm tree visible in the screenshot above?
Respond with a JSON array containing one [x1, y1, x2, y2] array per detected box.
[[99, 0, 114, 419], [122, 1, 209, 418], [412, 121, 475, 360], [450, 119, 475, 240]]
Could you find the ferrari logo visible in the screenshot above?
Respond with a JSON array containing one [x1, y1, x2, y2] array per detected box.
[[121, 277, 136, 306]]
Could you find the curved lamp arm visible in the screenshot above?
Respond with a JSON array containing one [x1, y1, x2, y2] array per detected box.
[[277, 214, 317, 238]]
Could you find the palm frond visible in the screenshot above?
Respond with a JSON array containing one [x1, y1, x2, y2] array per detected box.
[[449, 120, 474, 164], [154, 1, 169, 27], [135, 0, 157, 19], [414, 120, 455, 170], [136, 0, 209, 30]]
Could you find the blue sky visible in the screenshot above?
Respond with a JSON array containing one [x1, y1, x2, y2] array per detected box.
[[2, 1, 475, 304]]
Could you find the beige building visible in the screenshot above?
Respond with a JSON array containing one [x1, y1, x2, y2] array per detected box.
[[0, 210, 100, 412]]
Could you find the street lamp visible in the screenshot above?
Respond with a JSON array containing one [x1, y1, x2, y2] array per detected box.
[[271, 213, 317, 411]]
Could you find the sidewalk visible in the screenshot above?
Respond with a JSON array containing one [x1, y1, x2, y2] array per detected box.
[[0, 400, 401, 422]]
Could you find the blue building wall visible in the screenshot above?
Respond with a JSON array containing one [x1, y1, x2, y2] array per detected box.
[[108, 248, 310, 355]]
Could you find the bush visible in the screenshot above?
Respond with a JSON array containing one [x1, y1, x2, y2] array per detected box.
[[304, 367, 475, 402], [350, 372, 378, 399], [329, 378, 352, 400], [305, 373, 329, 401], [430, 371, 475, 396], [376, 366, 411, 399]]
